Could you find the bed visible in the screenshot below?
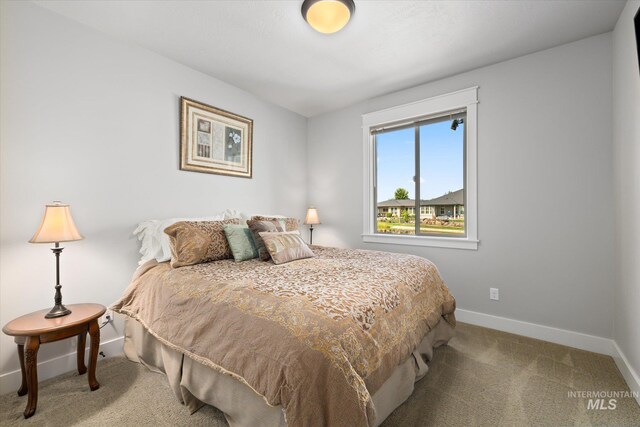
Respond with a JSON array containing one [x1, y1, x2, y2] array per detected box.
[[112, 245, 456, 427]]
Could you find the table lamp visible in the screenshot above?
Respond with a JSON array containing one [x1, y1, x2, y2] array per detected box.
[[304, 207, 320, 245], [29, 201, 84, 318]]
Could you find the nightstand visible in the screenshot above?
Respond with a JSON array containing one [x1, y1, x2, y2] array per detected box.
[[2, 303, 106, 418]]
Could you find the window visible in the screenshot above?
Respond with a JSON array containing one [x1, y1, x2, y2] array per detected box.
[[362, 87, 478, 250], [374, 111, 466, 236]]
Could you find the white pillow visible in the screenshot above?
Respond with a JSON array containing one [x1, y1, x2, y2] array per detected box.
[[133, 215, 225, 264], [133, 220, 163, 264], [222, 209, 249, 221]]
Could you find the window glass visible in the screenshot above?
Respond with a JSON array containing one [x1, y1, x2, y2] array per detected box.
[[374, 112, 465, 237], [419, 118, 465, 236], [375, 127, 415, 235]]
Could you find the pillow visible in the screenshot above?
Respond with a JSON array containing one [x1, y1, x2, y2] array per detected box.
[[222, 209, 249, 221], [133, 214, 225, 265], [223, 224, 259, 262], [164, 219, 240, 268], [251, 215, 299, 232], [259, 231, 315, 265], [247, 220, 284, 261], [133, 220, 163, 265], [251, 213, 286, 218]]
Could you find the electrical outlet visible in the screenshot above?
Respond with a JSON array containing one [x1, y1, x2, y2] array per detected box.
[[101, 309, 114, 325], [490, 288, 499, 301]]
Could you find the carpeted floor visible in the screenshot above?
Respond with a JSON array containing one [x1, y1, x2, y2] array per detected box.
[[1, 322, 638, 426]]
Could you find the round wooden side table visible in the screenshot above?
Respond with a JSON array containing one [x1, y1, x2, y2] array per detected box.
[[2, 303, 106, 418]]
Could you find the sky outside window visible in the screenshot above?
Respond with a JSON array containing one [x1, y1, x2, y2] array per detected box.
[[376, 127, 415, 200], [420, 120, 464, 200], [376, 120, 464, 202]]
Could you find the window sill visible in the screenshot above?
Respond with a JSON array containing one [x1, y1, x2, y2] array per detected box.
[[362, 233, 479, 250]]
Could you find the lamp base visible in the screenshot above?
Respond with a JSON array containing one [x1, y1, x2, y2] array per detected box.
[[45, 304, 72, 319]]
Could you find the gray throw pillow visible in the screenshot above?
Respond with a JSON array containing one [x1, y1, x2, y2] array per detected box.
[[247, 220, 283, 261]]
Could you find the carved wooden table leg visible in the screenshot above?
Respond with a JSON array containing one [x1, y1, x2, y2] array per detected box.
[[24, 336, 40, 419], [16, 344, 28, 396], [87, 320, 100, 391], [77, 331, 87, 375]]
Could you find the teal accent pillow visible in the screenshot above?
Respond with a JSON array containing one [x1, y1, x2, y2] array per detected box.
[[223, 224, 259, 262]]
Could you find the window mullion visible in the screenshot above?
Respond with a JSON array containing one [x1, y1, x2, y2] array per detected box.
[[414, 126, 420, 235], [373, 134, 378, 232]]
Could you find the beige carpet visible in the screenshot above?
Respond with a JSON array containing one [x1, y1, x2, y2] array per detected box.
[[1, 322, 638, 426]]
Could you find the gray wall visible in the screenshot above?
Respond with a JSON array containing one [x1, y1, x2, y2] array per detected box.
[[613, 0, 640, 385], [308, 33, 614, 339], [0, 1, 307, 387]]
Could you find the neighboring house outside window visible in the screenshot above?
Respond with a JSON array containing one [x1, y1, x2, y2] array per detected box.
[[376, 189, 464, 220]]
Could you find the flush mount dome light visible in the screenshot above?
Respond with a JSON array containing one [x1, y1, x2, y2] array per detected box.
[[302, 0, 355, 34]]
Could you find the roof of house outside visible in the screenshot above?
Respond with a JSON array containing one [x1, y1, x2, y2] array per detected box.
[[377, 199, 417, 208], [424, 189, 464, 206], [377, 189, 463, 208]]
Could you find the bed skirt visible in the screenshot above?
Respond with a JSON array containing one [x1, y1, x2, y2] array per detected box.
[[123, 317, 454, 427]]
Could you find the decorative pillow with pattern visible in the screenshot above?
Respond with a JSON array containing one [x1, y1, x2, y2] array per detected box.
[[251, 215, 299, 232], [164, 219, 240, 268], [247, 219, 283, 261], [258, 230, 315, 265]]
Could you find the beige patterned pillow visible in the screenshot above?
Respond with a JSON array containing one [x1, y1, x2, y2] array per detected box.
[[251, 216, 299, 232], [164, 219, 240, 268], [258, 231, 314, 265]]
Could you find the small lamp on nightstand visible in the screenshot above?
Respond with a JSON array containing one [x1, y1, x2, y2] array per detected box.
[[29, 201, 84, 319], [304, 207, 320, 245]]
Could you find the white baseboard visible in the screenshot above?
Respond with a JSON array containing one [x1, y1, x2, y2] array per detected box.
[[611, 341, 640, 406], [0, 336, 124, 395], [455, 308, 615, 355], [456, 308, 640, 405]]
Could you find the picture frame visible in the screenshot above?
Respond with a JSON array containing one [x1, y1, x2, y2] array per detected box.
[[635, 5, 639, 75], [180, 97, 253, 178]]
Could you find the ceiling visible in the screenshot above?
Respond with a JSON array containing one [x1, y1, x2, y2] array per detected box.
[[35, 0, 625, 117]]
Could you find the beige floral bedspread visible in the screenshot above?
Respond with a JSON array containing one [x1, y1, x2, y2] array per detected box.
[[112, 246, 456, 427]]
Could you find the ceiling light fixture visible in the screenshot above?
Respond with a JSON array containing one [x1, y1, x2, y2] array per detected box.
[[302, 0, 355, 34]]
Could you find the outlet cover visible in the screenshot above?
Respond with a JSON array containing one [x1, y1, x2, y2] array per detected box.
[[490, 288, 499, 301]]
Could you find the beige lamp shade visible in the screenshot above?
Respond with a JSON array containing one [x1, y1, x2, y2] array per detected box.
[[29, 201, 84, 243], [304, 207, 321, 225]]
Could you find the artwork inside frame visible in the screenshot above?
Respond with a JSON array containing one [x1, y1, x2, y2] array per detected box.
[[180, 97, 253, 178]]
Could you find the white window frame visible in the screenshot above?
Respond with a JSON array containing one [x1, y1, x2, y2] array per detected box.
[[362, 87, 479, 250]]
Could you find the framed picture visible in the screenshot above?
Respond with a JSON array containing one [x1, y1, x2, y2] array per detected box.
[[180, 97, 253, 178], [635, 5, 640, 75]]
